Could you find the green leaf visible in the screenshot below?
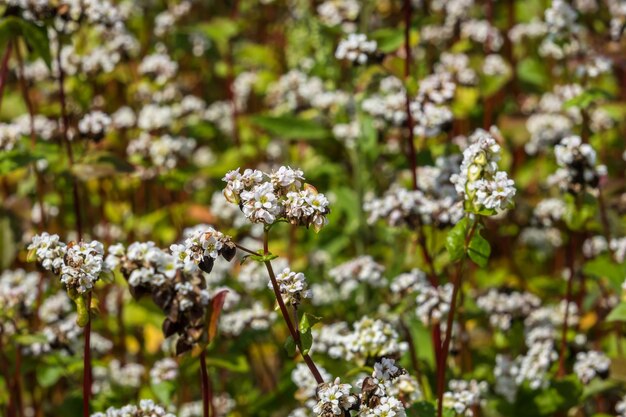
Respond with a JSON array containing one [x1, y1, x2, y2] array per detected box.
[[517, 57, 548, 88], [445, 218, 468, 262], [299, 313, 321, 333], [250, 115, 330, 140], [607, 303, 626, 322], [284, 335, 296, 356], [13, 333, 48, 345], [37, 366, 65, 387], [407, 401, 435, 417], [468, 230, 491, 268], [0, 150, 39, 175], [370, 28, 405, 53], [152, 381, 175, 404], [563, 88, 612, 110], [0, 17, 51, 68], [300, 329, 313, 356]]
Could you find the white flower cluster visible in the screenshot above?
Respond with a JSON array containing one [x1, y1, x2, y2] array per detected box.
[[461, 19, 503, 50], [362, 76, 408, 127], [154, 1, 192, 37], [178, 394, 236, 417], [434, 53, 477, 86], [390, 269, 427, 294], [223, 167, 330, 231], [220, 302, 277, 336], [314, 317, 407, 363], [93, 359, 145, 392], [272, 268, 312, 307], [317, 0, 360, 32], [78, 110, 111, 140], [410, 72, 455, 138], [335, 33, 377, 64], [313, 377, 357, 416], [127, 133, 196, 176], [443, 380, 487, 417], [357, 358, 416, 416], [150, 358, 179, 385], [292, 362, 332, 404], [415, 281, 453, 326], [533, 198, 566, 227], [573, 350, 610, 384], [482, 54, 510, 77], [170, 227, 236, 274], [266, 70, 348, 114], [91, 399, 174, 417], [525, 113, 573, 155], [548, 136, 606, 194], [365, 156, 463, 228], [450, 128, 516, 213], [476, 289, 541, 331], [238, 258, 289, 292], [28, 234, 109, 294], [328, 256, 386, 298], [106, 242, 176, 288], [0, 269, 40, 314], [139, 52, 179, 84]]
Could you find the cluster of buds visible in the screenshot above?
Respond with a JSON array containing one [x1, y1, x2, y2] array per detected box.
[[106, 228, 236, 355], [450, 129, 516, 214], [223, 166, 330, 232], [28, 234, 110, 326]]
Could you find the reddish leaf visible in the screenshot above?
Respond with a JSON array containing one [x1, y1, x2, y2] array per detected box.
[[208, 289, 229, 343]]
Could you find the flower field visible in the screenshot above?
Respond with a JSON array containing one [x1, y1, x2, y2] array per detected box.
[[1, 1, 626, 417]]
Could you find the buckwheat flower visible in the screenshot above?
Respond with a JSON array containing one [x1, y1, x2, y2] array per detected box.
[[332, 120, 361, 148], [271, 268, 312, 307], [468, 171, 516, 211], [150, 358, 179, 385], [411, 101, 453, 138], [450, 128, 516, 214], [238, 258, 289, 291], [0, 122, 22, 151], [335, 33, 377, 64], [574, 351, 610, 384], [533, 198, 566, 227], [528, 112, 563, 143], [417, 72, 456, 105], [271, 166, 305, 190], [241, 182, 282, 224], [583, 235, 608, 258], [0, 269, 40, 313], [170, 227, 235, 274], [292, 363, 332, 401], [347, 316, 407, 360], [137, 104, 173, 131], [111, 106, 136, 129], [482, 54, 510, 77], [220, 302, 277, 336], [443, 380, 487, 417], [329, 256, 386, 290], [548, 135, 605, 194], [317, 0, 360, 30], [28, 233, 67, 274], [90, 399, 175, 417], [138, 52, 178, 83], [476, 289, 541, 331], [415, 281, 452, 325], [460, 19, 503, 51], [434, 53, 477, 86], [361, 396, 406, 417], [313, 377, 357, 416], [60, 240, 109, 294], [390, 269, 426, 294], [78, 110, 111, 141], [179, 394, 235, 417]]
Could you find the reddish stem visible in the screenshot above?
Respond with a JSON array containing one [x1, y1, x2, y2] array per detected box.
[[262, 230, 325, 384], [199, 350, 214, 417]]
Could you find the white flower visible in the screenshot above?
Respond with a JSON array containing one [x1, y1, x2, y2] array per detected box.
[[335, 33, 377, 64]]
